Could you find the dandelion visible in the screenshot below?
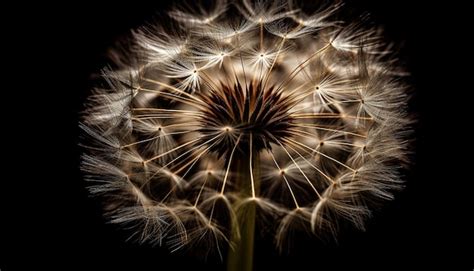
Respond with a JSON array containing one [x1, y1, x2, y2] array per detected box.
[[81, 0, 411, 269]]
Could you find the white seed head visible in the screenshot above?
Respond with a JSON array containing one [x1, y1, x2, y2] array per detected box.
[[81, 0, 412, 254]]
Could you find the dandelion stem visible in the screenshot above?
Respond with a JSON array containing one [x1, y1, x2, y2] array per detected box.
[[227, 136, 259, 271]]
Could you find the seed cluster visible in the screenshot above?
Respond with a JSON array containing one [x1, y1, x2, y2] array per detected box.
[[81, 0, 410, 253]]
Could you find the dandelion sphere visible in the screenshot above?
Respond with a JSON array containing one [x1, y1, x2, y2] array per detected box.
[[81, 0, 411, 254]]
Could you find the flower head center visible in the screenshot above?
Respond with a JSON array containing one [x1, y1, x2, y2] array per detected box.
[[197, 81, 294, 155]]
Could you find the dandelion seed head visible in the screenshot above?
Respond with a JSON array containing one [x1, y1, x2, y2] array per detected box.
[[82, 0, 412, 253]]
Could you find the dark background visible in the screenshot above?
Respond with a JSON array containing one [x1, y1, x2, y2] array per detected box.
[[2, 0, 471, 270]]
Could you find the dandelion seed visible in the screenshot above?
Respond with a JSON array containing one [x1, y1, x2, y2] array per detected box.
[[81, 0, 412, 264]]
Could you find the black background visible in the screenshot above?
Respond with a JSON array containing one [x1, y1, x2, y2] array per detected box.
[[2, 0, 471, 270]]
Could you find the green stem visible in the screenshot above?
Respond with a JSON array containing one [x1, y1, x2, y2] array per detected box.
[[226, 145, 260, 271]]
